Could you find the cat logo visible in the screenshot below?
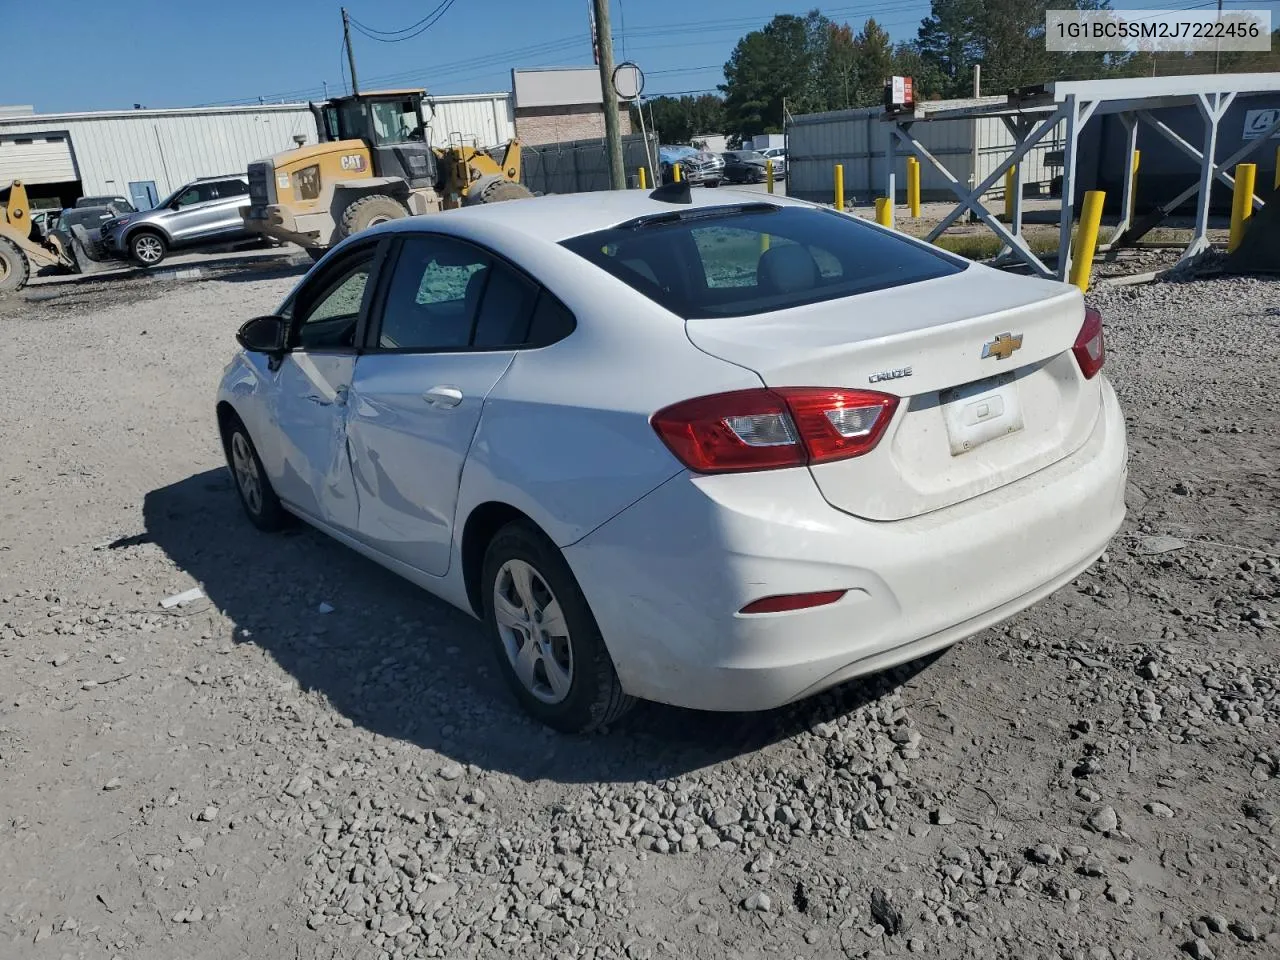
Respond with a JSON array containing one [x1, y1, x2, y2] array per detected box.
[[339, 154, 367, 172]]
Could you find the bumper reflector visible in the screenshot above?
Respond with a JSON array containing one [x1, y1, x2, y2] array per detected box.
[[739, 590, 847, 615]]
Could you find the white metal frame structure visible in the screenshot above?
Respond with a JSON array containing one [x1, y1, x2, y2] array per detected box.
[[883, 74, 1280, 280]]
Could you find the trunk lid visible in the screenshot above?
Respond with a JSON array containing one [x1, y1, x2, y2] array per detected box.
[[684, 265, 1103, 521]]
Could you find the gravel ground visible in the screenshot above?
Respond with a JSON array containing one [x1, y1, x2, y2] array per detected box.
[[1, 262, 1278, 960]]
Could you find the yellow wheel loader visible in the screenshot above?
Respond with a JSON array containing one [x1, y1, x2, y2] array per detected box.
[[0, 180, 77, 293], [243, 89, 532, 258]]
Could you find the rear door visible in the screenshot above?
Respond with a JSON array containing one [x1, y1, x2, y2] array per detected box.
[[346, 233, 542, 577], [210, 179, 252, 237]]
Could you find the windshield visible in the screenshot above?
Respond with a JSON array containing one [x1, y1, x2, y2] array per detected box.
[[561, 206, 965, 319], [369, 99, 424, 145]]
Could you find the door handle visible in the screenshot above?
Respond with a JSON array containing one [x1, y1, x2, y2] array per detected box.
[[423, 385, 463, 408]]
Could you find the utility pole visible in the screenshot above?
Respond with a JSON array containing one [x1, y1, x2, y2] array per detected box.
[[1214, 0, 1223, 74], [342, 7, 360, 95], [590, 0, 626, 190]]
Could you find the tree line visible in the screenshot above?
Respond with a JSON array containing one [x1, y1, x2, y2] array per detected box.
[[633, 0, 1280, 145]]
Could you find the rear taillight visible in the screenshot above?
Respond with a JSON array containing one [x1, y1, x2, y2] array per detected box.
[[1073, 306, 1105, 379], [651, 387, 899, 474]]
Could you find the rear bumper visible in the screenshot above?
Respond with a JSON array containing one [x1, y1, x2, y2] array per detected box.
[[565, 377, 1128, 712]]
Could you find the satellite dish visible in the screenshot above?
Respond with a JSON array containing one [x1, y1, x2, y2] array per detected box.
[[612, 62, 644, 100]]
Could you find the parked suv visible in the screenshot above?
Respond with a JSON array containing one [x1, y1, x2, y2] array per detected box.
[[101, 175, 252, 266]]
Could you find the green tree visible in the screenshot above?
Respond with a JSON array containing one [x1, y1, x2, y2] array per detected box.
[[635, 95, 726, 144], [719, 13, 822, 140], [853, 18, 896, 106]]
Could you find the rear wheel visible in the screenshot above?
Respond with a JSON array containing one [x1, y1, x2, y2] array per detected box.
[[482, 522, 634, 733], [0, 237, 30, 292], [129, 230, 167, 267], [338, 194, 407, 239], [465, 177, 535, 206], [223, 416, 289, 532]]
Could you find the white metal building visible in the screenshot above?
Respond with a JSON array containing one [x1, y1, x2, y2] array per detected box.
[[786, 98, 1066, 204], [0, 93, 517, 209]]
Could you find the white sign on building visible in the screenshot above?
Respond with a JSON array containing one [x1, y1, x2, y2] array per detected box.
[[1243, 108, 1280, 140]]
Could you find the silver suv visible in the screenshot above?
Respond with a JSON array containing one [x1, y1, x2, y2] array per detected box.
[[101, 175, 253, 266]]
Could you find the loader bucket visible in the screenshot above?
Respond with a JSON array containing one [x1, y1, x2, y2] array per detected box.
[[1223, 183, 1280, 275]]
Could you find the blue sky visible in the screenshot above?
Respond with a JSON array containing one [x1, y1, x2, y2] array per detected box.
[[7, 0, 1278, 113]]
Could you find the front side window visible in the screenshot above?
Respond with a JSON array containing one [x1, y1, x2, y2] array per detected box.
[[291, 250, 376, 350], [370, 99, 423, 146], [176, 183, 216, 207], [561, 206, 965, 319]]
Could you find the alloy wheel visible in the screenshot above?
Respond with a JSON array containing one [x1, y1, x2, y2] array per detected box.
[[230, 432, 262, 516], [492, 559, 574, 704], [134, 235, 164, 264]]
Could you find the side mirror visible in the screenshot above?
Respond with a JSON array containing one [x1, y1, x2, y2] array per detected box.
[[236, 315, 288, 355]]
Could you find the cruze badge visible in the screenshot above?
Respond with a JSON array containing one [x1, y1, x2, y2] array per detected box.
[[868, 366, 912, 383]]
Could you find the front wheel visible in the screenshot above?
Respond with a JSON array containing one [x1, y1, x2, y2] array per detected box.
[[0, 236, 30, 292], [129, 231, 167, 267], [482, 522, 634, 733], [223, 417, 289, 532]]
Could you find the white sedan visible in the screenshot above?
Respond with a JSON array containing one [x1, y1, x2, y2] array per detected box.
[[216, 185, 1127, 732]]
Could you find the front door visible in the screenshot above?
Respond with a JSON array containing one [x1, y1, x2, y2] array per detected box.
[[267, 242, 381, 532], [166, 181, 223, 242], [347, 233, 541, 576]]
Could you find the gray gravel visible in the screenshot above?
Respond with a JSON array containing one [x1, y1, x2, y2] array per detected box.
[[1, 264, 1278, 959]]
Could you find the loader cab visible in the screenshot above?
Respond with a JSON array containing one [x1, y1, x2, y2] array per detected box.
[[318, 90, 437, 189]]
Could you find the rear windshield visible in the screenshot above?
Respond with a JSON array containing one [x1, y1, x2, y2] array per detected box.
[[560, 205, 965, 319]]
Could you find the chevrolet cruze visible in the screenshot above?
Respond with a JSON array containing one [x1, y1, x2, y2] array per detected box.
[[216, 186, 1127, 732]]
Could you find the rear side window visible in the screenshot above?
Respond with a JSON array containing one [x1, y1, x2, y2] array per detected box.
[[561, 206, 965, 319]]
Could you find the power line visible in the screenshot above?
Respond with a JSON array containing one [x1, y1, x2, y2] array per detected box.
[[348, 2, 451, 36], [348, 0, 459, 43]]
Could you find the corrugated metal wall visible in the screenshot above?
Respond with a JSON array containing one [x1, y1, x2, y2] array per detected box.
[[426, 94, 515, 149], [0, 95, 517, 198], [0, 132, 76, 184], [787, 104, 1063, 205], [0, 105, 317, 198]]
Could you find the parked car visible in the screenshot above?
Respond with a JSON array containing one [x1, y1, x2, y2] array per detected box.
[[101, 175, 253, 267], [30, 208, 63, 239], [46, 206, 115, 268], [218, 190, 1126, 733], [722, 149, 770, 184], [758, 147, 788, 179], [76, 195, 137, 213], [658, 145, 722, 187]]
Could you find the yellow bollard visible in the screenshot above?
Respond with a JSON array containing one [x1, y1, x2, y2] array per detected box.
[[834, 164, 844, 211], [766, 159, 774, 194], [673, 164, 682, 183], [1228, 162, 1257, 253], [1129, 150, 1140, 219], [907, 157, 921, 218], [1069, 190, 1106, 293], [875, 197, 892, 227], [760, 232, 771, 255], [1004, 165, 1016, 220], [638, 167, 647, 190]]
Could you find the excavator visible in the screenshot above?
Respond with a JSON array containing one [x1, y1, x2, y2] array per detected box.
[[0, 180, 76, 293], [242, 88, 532, 258]]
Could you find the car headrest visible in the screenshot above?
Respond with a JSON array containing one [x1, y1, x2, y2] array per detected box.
[[756, 243, 819, 295]]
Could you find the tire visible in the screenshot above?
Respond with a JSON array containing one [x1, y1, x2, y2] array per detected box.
[[338, 194, 408, 239], [129, 230, 167, 267], [705, 178, 721, 188], [0, 236, 30, 293], [482, 521, 634, 733], [222, 415, 289, 532], [465, 177, 535, 206]]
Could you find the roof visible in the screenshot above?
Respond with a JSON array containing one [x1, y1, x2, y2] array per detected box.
[[378, 188, 810, 244], [0, 102, 311, 125], [334, 89, 425, 99]]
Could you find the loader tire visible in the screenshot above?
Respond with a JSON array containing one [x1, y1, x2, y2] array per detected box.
[[464, 176, 534, 206], [338, 195, 408, 239], [0, 237, 30, 293]]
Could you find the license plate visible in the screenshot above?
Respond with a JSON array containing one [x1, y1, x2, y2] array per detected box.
[[940, 372, 1024, 455]]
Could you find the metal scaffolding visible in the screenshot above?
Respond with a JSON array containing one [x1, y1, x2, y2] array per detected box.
[[882, 73, 1280, 280]]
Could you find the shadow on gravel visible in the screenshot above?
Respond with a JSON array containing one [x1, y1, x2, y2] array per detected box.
[[144, 469, 937, 783]]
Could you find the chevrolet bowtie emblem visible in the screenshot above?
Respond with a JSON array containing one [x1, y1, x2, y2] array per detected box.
[[982, 332, 1023, 361]]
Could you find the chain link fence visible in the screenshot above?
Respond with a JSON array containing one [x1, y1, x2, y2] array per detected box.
[[521, 133, 659, 195]]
